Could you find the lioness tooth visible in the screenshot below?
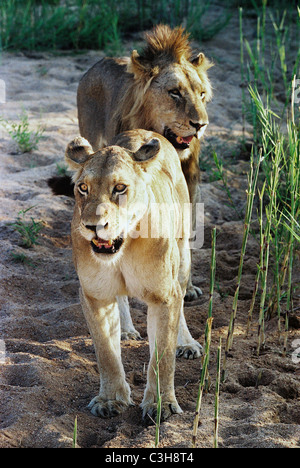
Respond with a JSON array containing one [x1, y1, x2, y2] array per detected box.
[[92, 238, 98, 246], [176, 136, 183, 144], [108, 239, 113, 246]]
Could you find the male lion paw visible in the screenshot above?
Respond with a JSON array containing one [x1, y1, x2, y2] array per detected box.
[[88, 396, 133, 418], [142, 401, 183, 424], [176, 342, 203, 360], [184, 285, 203, 302]]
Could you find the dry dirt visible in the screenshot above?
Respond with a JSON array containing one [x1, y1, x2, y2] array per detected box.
[[0, 10, 299, 449]]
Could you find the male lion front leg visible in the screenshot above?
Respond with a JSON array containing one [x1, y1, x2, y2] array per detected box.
[[141, 289, 183, 423], [183, 164, 203, 302], [80, 290, 133, 418]]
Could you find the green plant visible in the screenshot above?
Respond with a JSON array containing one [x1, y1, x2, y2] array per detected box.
[[247, 85, 299, 354], [234, 2, 300, 361], [11, 250, 35, 267], [239, 2, 300, 146], [213, 339, 222, 449], [222, 149, 262, 381], [0, 0, 230, 52], [56, 162, 69, 176], [152, 339, 164, 448], [0, 110, 44, 153], [192, 228, 216, 448], [72, 416, 78, 448], [10, 206, 43, 248]]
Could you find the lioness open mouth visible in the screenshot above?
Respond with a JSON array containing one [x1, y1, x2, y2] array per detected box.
[[91, 236, 124, 255], [164, 127, 195, 150]]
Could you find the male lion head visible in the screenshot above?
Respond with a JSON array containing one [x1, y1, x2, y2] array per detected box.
[[123, 25, 213, 156]]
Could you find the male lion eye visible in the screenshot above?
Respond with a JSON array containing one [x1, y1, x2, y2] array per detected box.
[[169, 89, 182, 98], [113, 184, 127, 194], [78, 183, 88, 194]]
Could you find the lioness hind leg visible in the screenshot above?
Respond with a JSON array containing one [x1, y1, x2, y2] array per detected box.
[[177, 239, 203, 359], [141, 288, 182, 422], [117, 295, 142, 341], [80, 290, 133, 418]]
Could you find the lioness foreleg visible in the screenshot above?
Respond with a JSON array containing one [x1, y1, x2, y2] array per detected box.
[[80, 289, 133, 418], [141, 286, 183, 422]]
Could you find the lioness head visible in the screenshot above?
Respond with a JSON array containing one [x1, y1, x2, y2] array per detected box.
[[125, 25, 213, 154], [66, 133, 162, 260]]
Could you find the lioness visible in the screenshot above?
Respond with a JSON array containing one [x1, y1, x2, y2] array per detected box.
[[67, 129, 200, 419]]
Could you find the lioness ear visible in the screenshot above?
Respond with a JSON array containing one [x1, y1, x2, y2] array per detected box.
[[134, 138, 160, 162], [65, 137, 94, 170]]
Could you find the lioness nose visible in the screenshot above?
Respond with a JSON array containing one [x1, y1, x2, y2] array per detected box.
[[85, 222, 109, 232], [190, 121, 208, 132]]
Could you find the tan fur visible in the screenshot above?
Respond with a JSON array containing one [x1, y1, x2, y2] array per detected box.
[[66, 130, 202, 420], [77, 25, 212, 300]]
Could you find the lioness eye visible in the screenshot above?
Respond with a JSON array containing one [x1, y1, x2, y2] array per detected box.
[[78, 183, 88, 195], [114, 184, 127, 194], [169, 89, 182, 98]]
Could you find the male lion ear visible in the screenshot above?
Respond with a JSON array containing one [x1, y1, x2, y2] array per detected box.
[[134, 138, 160, 162], [191, 52, 213, 71], [128, 50, 147, 78], [128, 50, 159, 80], [65, 137, 94, 170]]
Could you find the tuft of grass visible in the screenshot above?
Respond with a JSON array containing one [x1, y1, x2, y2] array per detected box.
[[56, 162, 69, 177], [240, 3, 300, 145], [9, 206, 43, 248], [0, 0, 230, 52], [0, 110, 45, 153], [249, 85, 299, 355], [234, 2, 300, 360], [11, 250, 36, 267]]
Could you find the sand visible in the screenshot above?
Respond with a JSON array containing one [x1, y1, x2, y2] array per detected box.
[[0, 10, 299, 448]]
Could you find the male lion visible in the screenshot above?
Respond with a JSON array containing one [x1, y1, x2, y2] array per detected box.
[[50, 24, 212, 299], [66, 129, 200, 420]]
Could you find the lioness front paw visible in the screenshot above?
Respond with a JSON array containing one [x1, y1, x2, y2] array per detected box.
[[176, 341, 203, 360], [142, 400, 183, 424], [88, 396, 133, 418], [184, 285, 203, 302]]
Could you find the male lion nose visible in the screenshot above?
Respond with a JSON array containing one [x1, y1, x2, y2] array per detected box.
[[190, 121, 208, 132]]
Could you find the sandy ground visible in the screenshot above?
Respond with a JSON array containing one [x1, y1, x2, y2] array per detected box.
[[0, 10, 299, 448]]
